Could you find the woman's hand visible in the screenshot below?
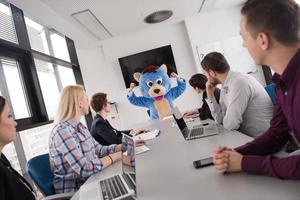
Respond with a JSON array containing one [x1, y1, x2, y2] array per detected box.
[[109, 151, 122, 163], [134, 139, 145, 147], [183, 109, 198, 118], [129, 129, 149, 136]]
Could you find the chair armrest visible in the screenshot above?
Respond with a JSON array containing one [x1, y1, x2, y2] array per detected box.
[[43, 192, 75, 200]]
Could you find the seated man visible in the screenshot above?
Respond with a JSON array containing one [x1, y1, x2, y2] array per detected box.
[[213, 0, 300, 180], [90, 92, 146, 145], [183, 73, 220, 120], [202, 52, 273, 137]]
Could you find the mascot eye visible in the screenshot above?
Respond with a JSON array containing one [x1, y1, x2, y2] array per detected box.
[[156, 78, 163, 85], [146, 81, 153, 87]]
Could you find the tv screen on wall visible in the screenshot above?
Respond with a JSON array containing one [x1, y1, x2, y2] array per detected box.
[[118, 45, 177, 88]]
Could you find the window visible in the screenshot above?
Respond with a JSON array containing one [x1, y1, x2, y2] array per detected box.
[[0, 57, 30, 119], [50, 31, 70, 62], [34, 58, 60, 119], [25, 17, 49, 55], [2, 142, 21, 173], [0, 3, 92, 179], [0, 2, 18, 44], [25, 16, 71, 63], [20, 123, 53, 160], [57, 65, 76, 87]]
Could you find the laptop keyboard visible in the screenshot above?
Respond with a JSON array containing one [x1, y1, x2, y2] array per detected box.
[[189, 128, 204, 138], [100, 175, 128, 200], [123, 173, 136, 190]]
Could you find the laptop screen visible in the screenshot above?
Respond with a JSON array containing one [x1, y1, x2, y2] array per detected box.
[[172, 106, 188, 131], [122, 134, 137, 195]]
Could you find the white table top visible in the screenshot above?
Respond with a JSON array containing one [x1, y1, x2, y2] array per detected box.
[[72, 117, 300, 200]]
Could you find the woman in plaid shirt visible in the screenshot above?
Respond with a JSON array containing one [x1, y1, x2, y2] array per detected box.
[[49, 85, 123, 194]]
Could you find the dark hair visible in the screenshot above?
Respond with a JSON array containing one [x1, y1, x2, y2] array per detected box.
[[0, 96, 6, 116], [201, 52, 230, 74], [241, 0, 299, 45], [189, 74, 208, 90], [142, 65, 159, 74], [90, 93, 107, 112]]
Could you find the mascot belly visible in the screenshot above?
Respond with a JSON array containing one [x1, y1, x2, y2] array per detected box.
[[127, 64, 186, 120]]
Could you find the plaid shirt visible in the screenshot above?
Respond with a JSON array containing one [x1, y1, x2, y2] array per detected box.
[[49, 121, 116, 194]]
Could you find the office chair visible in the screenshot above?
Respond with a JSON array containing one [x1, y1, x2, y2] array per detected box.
[[26, 153, 74, 200], [265, 83, 276, 105]]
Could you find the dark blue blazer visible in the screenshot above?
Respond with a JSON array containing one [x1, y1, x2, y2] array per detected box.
[[91, 114, 131, 145]]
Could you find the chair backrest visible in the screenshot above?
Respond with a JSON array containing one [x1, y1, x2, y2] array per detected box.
[[26, 153, 54, 196], [265, 83, 276, 105]]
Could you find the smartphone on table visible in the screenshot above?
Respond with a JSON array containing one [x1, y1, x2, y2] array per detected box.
[[193, 157, 213, 169]]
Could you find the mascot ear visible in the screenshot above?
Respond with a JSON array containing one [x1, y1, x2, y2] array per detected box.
[[133, 72, 141, 82], [160, 64, 168, 74]]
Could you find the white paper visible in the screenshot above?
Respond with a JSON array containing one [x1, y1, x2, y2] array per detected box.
[[133, 129, 159, 141], [135, 145, 150, 155]]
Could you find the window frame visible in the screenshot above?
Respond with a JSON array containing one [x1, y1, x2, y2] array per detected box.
[[0, 3, 93, 131]]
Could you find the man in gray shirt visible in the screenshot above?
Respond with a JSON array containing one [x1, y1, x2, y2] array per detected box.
[[201, 52, 273, 137]]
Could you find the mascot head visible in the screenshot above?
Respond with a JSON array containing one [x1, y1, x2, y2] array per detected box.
[[133, 64, 171, 100]]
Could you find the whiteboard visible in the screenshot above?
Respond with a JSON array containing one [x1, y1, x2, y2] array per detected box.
[[196, 35, 257, 74]]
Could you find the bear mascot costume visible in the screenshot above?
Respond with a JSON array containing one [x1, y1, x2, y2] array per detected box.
[[127, 64, 186, 119]]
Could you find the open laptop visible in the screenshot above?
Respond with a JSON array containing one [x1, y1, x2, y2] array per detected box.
[[79, 134, 137, 200], [172, 107, 219, 140]]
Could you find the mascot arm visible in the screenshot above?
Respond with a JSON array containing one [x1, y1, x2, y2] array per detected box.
[[166, 78, 186, 100], [127, 92, 151, 108]]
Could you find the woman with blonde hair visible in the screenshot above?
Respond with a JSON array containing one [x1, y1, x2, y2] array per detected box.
[[49, 85, 123, 194]]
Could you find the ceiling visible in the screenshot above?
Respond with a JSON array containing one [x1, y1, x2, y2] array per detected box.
[[40, 0, 244, 41]]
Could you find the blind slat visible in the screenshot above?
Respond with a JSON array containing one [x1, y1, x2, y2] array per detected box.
[[0, 4, 18, 44]]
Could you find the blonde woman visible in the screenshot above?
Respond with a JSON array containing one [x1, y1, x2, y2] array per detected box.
[[49, 85, 122, 194]]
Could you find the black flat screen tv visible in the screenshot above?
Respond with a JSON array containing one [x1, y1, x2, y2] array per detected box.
[[118, 45, 177, 88]]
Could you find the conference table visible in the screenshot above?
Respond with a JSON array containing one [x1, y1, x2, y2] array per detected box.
[[72, 117, 300, 200]]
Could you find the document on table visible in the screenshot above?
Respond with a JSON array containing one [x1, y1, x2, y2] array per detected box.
[[123, 145, 150, 156], [133, 129, 160, 141], [135, 145, 150, 155]]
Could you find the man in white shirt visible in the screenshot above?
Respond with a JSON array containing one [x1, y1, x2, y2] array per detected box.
[[202, 52, 273, 137]]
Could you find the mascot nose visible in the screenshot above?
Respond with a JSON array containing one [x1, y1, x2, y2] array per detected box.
[[154, 89, 160, 94]]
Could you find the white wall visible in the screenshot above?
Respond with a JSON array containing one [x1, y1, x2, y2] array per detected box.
[[78, 22, 201, 129], [185, 7, 266, 86]]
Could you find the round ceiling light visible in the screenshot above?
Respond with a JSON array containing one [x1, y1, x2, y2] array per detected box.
[[144, 10, 173, 24]]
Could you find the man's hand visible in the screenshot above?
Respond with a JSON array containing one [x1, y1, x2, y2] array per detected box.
[[170, 72, 180, 79], [128, 82, 136, 93], [212, 145, 242, 173], [213, 146, 231, 173], [225, 150, 243, 172], [206, 81, 216, 100]]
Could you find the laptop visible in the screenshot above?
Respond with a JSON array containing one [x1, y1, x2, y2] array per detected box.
[[79, 134, 137, 200], [172, 107, 219, 140]]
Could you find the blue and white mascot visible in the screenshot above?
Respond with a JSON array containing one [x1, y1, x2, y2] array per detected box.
[[127, 64, 186, 119]]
